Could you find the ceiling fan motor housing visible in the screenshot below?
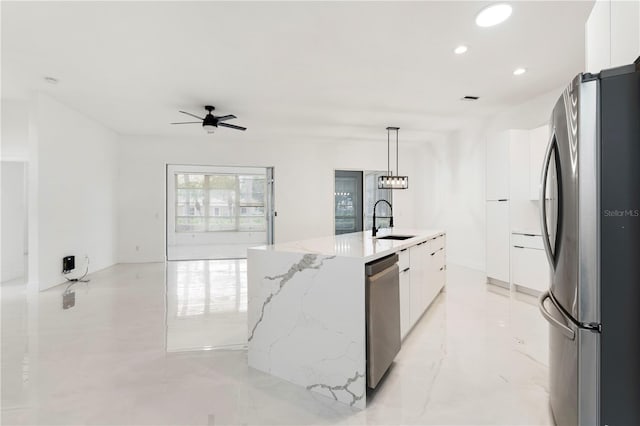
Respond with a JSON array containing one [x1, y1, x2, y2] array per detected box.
[[203, 114, 217, 127]]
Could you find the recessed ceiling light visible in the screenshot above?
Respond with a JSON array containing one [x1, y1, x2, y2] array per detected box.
[[454, 45, 468, 55], [513, 67, 527, 76], [44, 76, 59, 85], [476, 3, 513, 27]]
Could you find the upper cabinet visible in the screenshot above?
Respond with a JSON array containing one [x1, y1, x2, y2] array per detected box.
[[529, 125, 550, 200], [586, 0, 640, 73], [486, 132, 510, 201]]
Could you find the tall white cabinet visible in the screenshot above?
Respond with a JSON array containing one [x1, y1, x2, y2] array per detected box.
[[486, 127, 551, 292], [485, 131, 517, 286], [486, 201, 510, 283], [486, 132, 510, 201]]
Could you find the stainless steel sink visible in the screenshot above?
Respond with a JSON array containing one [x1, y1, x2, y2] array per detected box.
[[375, 235, 415, 241]]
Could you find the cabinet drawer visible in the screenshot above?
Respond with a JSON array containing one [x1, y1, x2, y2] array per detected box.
[[512, 233, 544, 250], [398, 249, 410, 271], [429, 246, 445, 265], [431, 234, 445, 251], [511, 246, 550, 292]]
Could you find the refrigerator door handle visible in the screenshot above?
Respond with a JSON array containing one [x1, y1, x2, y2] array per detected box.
[[539, 291, 575, 340], [540, 132, 556, 269]]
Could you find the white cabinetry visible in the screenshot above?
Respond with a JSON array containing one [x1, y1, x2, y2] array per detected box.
[[511, 232, 550, 294], [427, 238, 446, 306], [486, 201, 510, 284], [586, 0, 640, 73], [409, 243, 427, 326], [486, 132, 510, 201], [398, 249, 411, 340], [487, 126, 551, 288], [402, 234, 446, 340], [529, 125, 549, 200]]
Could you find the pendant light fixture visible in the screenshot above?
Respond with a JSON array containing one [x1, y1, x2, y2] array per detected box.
[[378, 126, 409, 190]]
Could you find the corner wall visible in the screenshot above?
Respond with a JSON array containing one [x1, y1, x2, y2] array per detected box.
[[32, 94, 119, 290]]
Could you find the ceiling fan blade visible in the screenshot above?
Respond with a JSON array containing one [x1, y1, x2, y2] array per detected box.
[[179, 111, 204, 120], [215, 114, 237, 122], [170, 121, 201, 125], [218, 122, 247, 131]]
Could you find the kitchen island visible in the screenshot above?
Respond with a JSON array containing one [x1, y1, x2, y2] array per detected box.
[[247, 228, 446, 408]]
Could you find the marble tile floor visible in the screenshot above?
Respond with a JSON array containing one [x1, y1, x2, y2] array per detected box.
[[1, 261, 551, 425]]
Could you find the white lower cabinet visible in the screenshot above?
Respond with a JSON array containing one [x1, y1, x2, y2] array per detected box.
[[486, 201, 510, 284], [402, 235, 446, 339], [427, 247, 446, 304], [511, 232, 550, 294], [399, 267, 411, 340], [409, 244, 425, 326]]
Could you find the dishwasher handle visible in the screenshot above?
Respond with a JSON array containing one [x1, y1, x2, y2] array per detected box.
[[365, 253, 399, 276]]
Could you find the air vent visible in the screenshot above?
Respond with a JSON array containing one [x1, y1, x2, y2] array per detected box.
[[461, 95, 479, 101]]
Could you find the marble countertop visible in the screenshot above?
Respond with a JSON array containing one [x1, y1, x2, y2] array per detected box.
[[249, 228, 445, 262]]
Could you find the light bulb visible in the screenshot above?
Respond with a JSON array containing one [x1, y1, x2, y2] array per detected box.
[[476, 3, 513, 27], [454, 45, 468, 55]]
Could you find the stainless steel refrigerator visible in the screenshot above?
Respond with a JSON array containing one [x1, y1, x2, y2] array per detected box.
[[538, 57, 640, 426]]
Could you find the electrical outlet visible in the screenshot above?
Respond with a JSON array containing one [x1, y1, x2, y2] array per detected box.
[[62, 256, 75, 273]]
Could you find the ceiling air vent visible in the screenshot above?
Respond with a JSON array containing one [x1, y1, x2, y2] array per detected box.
[[461, 95, 480, 101]]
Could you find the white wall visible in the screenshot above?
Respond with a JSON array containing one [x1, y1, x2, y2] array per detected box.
[[420, 129, 486, 270], [586, 0, 640, 73], [32, 94, 119, 290], [1, 100, 30, 282], [1, 99, 29, 160], [1, 162, 27, 282], [117, 135, 424, 263]]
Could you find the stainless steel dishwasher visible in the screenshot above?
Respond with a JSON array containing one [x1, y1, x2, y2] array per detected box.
[[365, 253, 401, 389]]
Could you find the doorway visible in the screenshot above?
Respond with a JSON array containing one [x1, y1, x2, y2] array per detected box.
[[334, 170, 392, 235], [166, 165, 274, 261], [334, 171, 363, 235]]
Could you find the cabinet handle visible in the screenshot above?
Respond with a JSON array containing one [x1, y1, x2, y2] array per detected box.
[[439, 266, 444, 271], [431, 248, 444, 256], [402, 267, 410, 273], [498, 199, 508, 202], [514, 245, 525, 249]]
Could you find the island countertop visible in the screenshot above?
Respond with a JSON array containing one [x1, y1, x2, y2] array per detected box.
[[247, 228, 447, 409], [249, 228, 445, 262]]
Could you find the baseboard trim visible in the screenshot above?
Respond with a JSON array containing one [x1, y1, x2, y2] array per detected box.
[[486, 276, 509, 289], [513, 284, 543, 298]]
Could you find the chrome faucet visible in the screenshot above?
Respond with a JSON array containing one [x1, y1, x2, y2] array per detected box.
[[372, 199, 393, 237]]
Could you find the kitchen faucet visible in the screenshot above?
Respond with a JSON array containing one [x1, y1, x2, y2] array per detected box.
[[372, 199, 393, 237]]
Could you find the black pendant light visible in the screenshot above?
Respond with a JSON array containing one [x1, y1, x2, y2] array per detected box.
[[378, 127, 409, 190]]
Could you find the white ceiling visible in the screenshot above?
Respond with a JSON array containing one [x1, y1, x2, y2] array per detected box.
[[2, 1, 594, 144]]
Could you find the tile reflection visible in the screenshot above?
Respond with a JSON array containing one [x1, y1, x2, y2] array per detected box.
[[166, 259, 248, 352]]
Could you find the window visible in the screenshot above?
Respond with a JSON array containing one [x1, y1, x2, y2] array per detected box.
[[175, 173, 266, 233], [364, 171, 392, 230]]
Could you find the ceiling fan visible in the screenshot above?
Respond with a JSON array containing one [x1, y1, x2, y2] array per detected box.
[[171, 105, 247, 133]]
